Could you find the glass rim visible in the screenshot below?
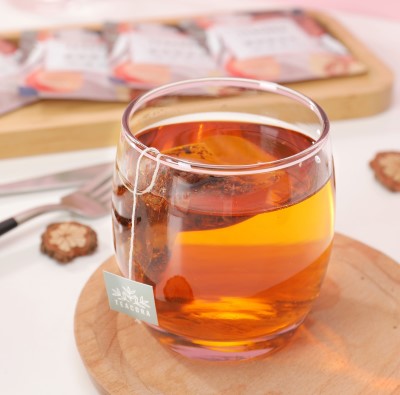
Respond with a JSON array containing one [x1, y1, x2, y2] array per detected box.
[[121, 77, 330, 176]]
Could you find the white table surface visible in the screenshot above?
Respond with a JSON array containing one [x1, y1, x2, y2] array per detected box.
[[0, 1, 399, 394]]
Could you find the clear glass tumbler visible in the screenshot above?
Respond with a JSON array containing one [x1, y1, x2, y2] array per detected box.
[[112, 77, 335, 361]]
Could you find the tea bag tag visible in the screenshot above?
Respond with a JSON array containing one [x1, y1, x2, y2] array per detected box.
[[103, 271, 159, 325]]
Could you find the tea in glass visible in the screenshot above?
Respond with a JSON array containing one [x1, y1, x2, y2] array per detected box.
[[112, 78, 335, 361]]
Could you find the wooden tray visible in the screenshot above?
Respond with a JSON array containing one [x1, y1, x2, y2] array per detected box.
[[74, 233, 400, 395], [0, 11, 394, 159]]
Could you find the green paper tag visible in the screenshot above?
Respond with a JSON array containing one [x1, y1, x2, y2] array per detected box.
[[103, 271, 159, 326]]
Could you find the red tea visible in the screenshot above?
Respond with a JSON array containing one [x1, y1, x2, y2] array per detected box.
[[112, 119, 335, 356]]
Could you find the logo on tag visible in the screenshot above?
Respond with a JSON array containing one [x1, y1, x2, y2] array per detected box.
[[103, 271, 158, 326]]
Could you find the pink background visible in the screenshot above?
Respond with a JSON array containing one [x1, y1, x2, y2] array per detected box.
[[279, 0, 400, 20]]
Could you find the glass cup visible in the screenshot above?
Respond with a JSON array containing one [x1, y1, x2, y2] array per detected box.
[[112, 77, 335, 361]]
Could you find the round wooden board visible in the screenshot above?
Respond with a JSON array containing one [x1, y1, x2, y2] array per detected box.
[[74, 233, 400, 395]]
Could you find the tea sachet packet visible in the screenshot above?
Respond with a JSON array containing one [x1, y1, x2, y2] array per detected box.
[[18, 28, 129, 101], [187, 10, 366, 83], [106, 22, 218, 90], [0, 38, 37, 115]]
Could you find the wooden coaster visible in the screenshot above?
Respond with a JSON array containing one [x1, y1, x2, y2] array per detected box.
[[74, 233, 400, 395]]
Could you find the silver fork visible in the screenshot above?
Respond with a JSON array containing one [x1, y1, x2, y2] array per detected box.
[[0, 167, 113, 236]]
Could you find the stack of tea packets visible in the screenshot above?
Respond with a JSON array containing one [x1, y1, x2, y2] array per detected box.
[[0, 9, 366, 116]]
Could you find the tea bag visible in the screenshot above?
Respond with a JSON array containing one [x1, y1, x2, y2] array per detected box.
[[19, 29, 128, 101], [162, 134, 292, 217], [188, 9, 366, 83], [130, 132, 294, 283], [106, 22, 218, 90], [128, 148, 174, 283]]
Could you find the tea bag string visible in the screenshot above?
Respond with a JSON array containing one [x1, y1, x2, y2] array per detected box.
[[128, 146, 162, 280]]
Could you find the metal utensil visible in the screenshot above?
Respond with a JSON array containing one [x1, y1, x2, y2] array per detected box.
[[0, 162, 113, 196], [0, 167, 113, 236]]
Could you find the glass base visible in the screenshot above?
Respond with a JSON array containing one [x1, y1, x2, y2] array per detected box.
[[145, 321, 304, 362]]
